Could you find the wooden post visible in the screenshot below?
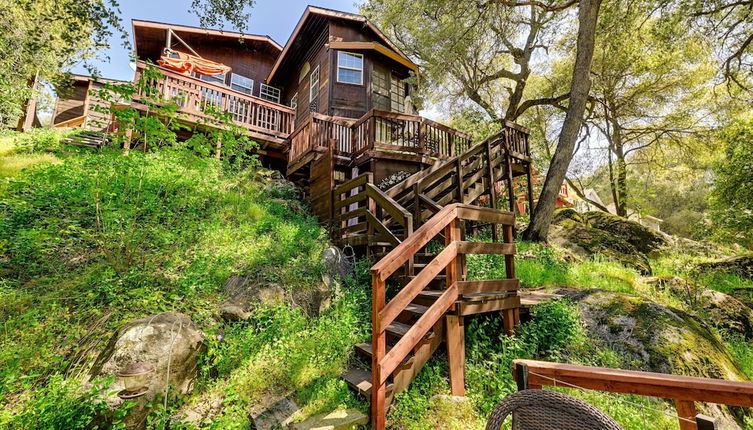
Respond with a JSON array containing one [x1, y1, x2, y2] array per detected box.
[[675, 400, 697, 430], [371, 273, 386, 430], [525, 162, 535, 216], [215, 134, 222, 160], [503, 223, 518, 333], [485, 140, 498, 242], [505, 148, 515, 214], [455, 159, 464, 204], [444, 218, 464, 396]]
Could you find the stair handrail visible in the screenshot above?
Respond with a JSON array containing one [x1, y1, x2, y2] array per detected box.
[[368, 203, 516, 429], [384, 129, 508, 200]]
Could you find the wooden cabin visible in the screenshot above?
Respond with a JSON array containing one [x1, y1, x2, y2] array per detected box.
[[50, 75, 127, 131]]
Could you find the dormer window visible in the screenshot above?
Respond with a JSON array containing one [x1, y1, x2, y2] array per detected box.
[[337, 51, 363, 85]]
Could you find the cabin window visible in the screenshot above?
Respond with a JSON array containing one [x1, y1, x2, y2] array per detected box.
[[310, 66, 320, 102], [230, 73, 254, 95], [337, 51, 363, 85], [260, 84, 281, 103], [290, 92, 298, 109], [372, 66, 391, 111], [199, 73, 226, 85], [390, 77, 407, 114]]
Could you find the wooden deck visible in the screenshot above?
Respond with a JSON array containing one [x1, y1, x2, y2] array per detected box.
[[132, 62, 295, 150]]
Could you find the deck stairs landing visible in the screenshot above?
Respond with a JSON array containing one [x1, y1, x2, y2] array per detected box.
[[328, 128, 532, 429]]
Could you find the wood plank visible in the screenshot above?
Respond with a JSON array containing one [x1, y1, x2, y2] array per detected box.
[[366, 211, 401, 247], [458, 279, 520, 294], [457, 241, 516, 255], [371, 204, 458, 281], [675, 400, 697, 430], [460, 295, 521, 316], [365, 184, 412, 226], [379, 282, 459, 383], [456, 205, 515, 225], [515, 359, 753, 406], [333, 172, 372, 196], [378, 242, 457, 331], [445, 313, 465, 396], [334, 191, 367, 210]]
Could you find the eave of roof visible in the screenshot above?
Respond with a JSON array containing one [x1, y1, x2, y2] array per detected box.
[[131, 19, 283, 51], [267, 5, 413, 83]]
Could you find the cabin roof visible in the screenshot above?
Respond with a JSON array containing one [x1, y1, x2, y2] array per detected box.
[[131, 19, 283, 57], [267, 5, 414, 83]]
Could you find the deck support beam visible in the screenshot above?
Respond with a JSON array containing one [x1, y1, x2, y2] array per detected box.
[[445, 314, 465, 396]]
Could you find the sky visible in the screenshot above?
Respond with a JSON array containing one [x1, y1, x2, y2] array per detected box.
[[71, 0, 359, 81]]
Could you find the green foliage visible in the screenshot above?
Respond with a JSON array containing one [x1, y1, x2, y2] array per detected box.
[[0, 375, 131, 429], [710, 117, 753, 248], [0, 147, 329, 424]]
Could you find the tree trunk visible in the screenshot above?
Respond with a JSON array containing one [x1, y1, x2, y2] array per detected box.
[[614, 142, 628, 217], [523, 0, 602, 242]]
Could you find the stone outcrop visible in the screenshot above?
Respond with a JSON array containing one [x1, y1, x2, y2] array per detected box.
[[90, 312, 205, 428], [560, 289, 750, 428], [644, 276, 753, 339], [696, 255, 753, 280], [549, 209, 668, 274]]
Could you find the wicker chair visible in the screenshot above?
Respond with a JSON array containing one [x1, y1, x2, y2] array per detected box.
[[486, 390, 624, 430]]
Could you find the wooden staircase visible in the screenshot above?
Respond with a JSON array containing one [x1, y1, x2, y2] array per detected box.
[[330, 128, 531, 429]]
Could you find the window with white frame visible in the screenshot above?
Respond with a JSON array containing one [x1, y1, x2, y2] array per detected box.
[[259, 83, 281, 103], [199, 73, 226, 85], [230, 73, 254, 95], [310, 66, 320, 101], [337, 51, 363, 85], [290, 92, 298, 109]]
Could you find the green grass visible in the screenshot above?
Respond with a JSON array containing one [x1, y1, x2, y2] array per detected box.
[[0, 146, 367, 427], [0, 130, 69, 178]]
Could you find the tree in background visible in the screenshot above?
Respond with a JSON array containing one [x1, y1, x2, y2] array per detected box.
[[584, 0, 716, 217], [361, 0, 569, 123], [710, 117, 753, 248]]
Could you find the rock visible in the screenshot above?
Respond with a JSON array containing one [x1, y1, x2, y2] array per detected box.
[[290, 408, 368, 430], [643, 276, 753, 339], [560, 289, 750, 428], [250, 394, 300, 430], [549, 221, 652, 274], [90, 312, 205, 428], [321, 246, 352, 289], [583, 211, 667, 254], [219, 275, 287, 322], [697, 255, 753, 280], [255, 169, 300, 200]]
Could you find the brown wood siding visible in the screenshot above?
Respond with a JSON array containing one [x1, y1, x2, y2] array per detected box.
[[52, 81, 88, 125], [134, 26, 278, 99], [279, 25, 330, 129], [309, 147, 334, 222], [85, 81, 114, 132]]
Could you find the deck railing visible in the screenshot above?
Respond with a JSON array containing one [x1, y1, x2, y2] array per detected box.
[[133, 61, 295, 139], [351, 110, 473, 161], [514, 359, 753, 430], [369, 203, 517, 429]]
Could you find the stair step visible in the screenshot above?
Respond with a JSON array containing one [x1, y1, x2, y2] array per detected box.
[[355, 342, 415, 366], [343, 367, 393, 397], [386, 320, 434, 340], [404, 303, 429, 316], [418, 289, 514, 302]]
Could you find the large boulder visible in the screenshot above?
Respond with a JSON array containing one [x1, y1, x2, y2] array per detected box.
[[219, 275, 287, 321], [560, 289, 750, 428], [696, 255, 753, 280], [549, 209, 668, 274], [643, 276, 753, 340], [90, 312, 205, 428]]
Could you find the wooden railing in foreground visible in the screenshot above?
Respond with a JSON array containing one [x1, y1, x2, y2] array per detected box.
[[369, 203, 517, 429], [513, 359, 753, 430], [134, 62, 295, 139]]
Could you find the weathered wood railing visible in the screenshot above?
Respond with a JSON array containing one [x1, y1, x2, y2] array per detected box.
[[134, 61, 295, 139], [513, 359, 753, 430], [332, 173, 413, 257], [351, 110, 473, 161], [288, 113, 355, 168], [383, 128, 533, 233], [369, 203, 517, 429]]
